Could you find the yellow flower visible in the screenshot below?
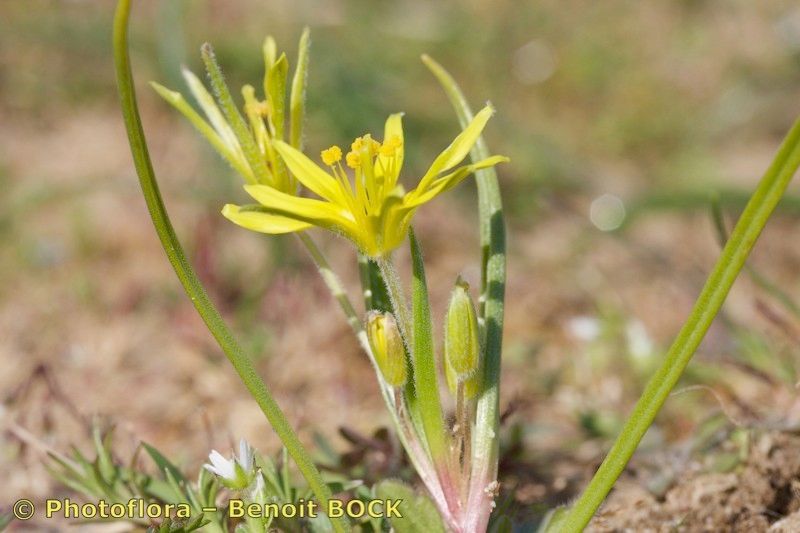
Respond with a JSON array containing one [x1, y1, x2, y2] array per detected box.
[[150, 33, 318, 237], [222, 105, 509, 257]]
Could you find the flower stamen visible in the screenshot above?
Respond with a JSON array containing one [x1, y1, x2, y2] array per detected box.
[[321, 145, 342, 166], [345, 150, 361, 169]]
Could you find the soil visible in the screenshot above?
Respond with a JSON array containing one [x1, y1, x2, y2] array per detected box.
[[588, 431, 800, 532]]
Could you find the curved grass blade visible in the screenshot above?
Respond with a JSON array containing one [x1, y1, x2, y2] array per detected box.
[[710, 197, 800, 319], [112, 2, 348, 531], [555, 118, 800, 532]]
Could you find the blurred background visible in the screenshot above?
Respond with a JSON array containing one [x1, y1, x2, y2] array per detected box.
[[3, 0, 800, 528]]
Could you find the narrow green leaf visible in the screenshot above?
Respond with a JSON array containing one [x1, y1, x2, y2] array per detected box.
[[45, 463, 94, 496], [258, 454, 282, 495], [196, 469, 218, 508], [267, 53, 288, 140], [140, 478, 181, 505], [142, 442, 188, 485], [557, 119, 800, 531], [710, 197, 800, 319], [409, 229, 448, 462], [423, 54, 506, 532], [290, 27, 311, 149], [94, 426, 117, 484], [362, 257, 392, 313], [163, 467, 190, 505], [264, 53, 291, 190], [46, 450, 85, 482]]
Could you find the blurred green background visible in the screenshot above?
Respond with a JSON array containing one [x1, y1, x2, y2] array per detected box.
[[3, 0, 800, 526]]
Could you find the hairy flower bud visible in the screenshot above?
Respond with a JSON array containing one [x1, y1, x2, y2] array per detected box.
[[445, 356, 481, 399], [445, 277, 481, 381], [366, 311, 408, 387]]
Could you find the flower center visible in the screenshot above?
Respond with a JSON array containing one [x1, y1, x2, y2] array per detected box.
[[317, 133, 404, 224]]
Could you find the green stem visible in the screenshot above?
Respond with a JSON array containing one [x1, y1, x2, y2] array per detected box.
[[295, 226, 456, 525], [297, 233, 363, 337], [710, 199, 800, 320], [377, 255, 413, 349], [357, 254, 374, 311], [297, 230, 456, 523], [112, 3, 348, 531], [455, 380, 466, 460], [557, 118, 800, 532]]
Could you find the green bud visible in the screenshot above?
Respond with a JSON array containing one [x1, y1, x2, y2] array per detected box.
[[445, 356, 481, 399], [445, 277, 481, 380], [366, 311, 408, 388]]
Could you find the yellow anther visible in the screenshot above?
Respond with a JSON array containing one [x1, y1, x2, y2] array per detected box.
[[351, 135, 381, 156], [321, 145, 342, 166], [345, 151, 361, 169]]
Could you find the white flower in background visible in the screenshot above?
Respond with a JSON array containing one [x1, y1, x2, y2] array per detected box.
[[205, 450, 235, 478], [626, 319, 654, 362], [204, 439, 256, 489], [237, 438, 254, 472], [566, 316, 601, 342]]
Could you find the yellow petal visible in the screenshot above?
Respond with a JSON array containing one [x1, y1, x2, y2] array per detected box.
[[383, 113, 404, 152], [243, 184, 358, 234], [272, 140, 348, 204], [417, 105, 494, 191], [221, 204, 312, 233], [377, 113, 404, 184], [371, 189, 416, 256], [406, 155, 508, 208]]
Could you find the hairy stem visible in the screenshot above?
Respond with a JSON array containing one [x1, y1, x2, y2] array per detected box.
[[456, 381, 472, 488], [392, 389, 459, 532], [297, 233, 363, 336], [377, 256, 413, 350]]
